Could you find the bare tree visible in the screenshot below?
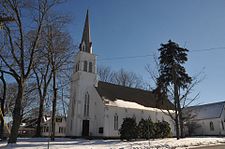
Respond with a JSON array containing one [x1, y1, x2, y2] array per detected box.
[[0, 0, 63, 143], [114, 68, 144, 88], [33, 41, 52, 136], [43, 23, 73, 141], [0, 83, 17, 116], [0, 71, 6, 140], [98, 66, 145, 89], [97, 65, 115, 82]]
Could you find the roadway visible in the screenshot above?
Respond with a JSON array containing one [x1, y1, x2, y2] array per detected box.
[[191, 144, 225, 149]]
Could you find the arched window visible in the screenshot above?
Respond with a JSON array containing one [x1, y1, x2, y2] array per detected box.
[[71, 100, 75, 117], [83, 61, 87, 72], [210, 121, 214, 131], [84, 92, 90, 117], [114, 113, 118, 130], [221, 120, 224, 130], [82, 42, 86, 51], [89, 62, 93, 73], [75, 63, 79, 72]]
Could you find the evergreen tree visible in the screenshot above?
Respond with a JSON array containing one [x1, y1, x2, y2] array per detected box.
[[154, 121, 171, 138], [119, 117, 138, 141], [138, 118, 154, 139], [156, 40, 192, 139]]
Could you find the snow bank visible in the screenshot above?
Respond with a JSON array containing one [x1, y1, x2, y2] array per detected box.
[[1, 137, 225, 149]]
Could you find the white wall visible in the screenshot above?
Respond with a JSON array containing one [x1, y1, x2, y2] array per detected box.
[[66, 51, 99, 137], [190, 105, 225, 136], [103, 105, 175, 137], [87, 86, 105, 137], [192, 118, 224, 136]]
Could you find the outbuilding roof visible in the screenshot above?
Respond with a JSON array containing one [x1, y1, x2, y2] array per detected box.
[[185, 101, 225, 120], [95, 81, 174, 110]]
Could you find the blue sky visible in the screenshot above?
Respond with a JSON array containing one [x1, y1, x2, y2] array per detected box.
[[60, 0, 225, 105]]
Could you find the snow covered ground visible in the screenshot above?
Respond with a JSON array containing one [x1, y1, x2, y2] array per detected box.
[[0, 137, 225, 149]]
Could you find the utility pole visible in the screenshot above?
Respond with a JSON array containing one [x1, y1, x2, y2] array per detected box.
[[0, 14, 15, 140]]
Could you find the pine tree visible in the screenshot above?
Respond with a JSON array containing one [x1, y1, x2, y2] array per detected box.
[[119, 117, 138, 141], [138, 118, 154, 139], [156, 40, 192, 139]]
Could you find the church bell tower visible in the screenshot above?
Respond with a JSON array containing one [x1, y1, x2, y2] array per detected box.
[[66, 10, 97, 137]]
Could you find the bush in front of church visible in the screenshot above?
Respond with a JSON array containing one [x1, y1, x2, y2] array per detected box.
[[119, 117, 138, 141], [137, 118, 154, 139], [154, 120, 171, 138]]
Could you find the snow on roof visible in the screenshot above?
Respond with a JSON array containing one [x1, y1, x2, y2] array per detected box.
[[106, 98, 173, 113], [185, 101, 225, 120], [96, 81, 174, 110]]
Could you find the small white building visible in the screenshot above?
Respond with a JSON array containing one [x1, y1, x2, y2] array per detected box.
[[185, 101, 225, 136], [42, 116, 67, 137], [66, 11, 175, 138]]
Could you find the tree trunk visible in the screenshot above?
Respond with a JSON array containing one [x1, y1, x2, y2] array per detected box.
[[36, 96, 44, 137], [8, 81, 24, 143], [174, 102, 180, 140], [175, 112, 180, 140], [51, 69, 57, 141], [0, 113, 4, 140], [178, 101, 184, 138], [173, 65, 180, 140], [0, 72, 6, 140]]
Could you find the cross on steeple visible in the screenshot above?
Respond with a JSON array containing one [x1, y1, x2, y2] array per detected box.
[[80, 10, 92, 53]]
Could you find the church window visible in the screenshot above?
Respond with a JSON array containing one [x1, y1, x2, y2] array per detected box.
[[222, 120, 224, 130], [89, 62, 93, 73], [99, 127, 103, 134], [82, 42, 86, 51], [83, 61, 88, 72], [84, 92, 90, 117], [210, 121, 214, 131], [59, 127, 63, 133], [75, 63, 80, 72], [114, 113, 118, 130], [71, 100, 75, 117]]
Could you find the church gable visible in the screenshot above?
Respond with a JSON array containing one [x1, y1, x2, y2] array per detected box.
[[95, 81, 174, 110], [185, 101, 225, 120]]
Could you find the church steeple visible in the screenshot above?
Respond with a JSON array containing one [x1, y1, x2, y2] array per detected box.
[[80, 10, 92, 53]]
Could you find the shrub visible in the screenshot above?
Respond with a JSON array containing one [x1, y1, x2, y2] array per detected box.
[[119, 117, 138, 141], [154, 121, 171, 138], [138, 118, 154, 139], [119, 117, 171, 141]]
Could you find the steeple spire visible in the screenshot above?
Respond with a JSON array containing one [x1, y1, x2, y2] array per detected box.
[[80, 10, 92, 53]]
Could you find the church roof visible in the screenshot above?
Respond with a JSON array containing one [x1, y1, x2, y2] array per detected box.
[[185, 101, 225, 120], [95, 81, 174, 110]]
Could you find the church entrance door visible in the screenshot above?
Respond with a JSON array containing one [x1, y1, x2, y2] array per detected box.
[[82, 120, 89, 137]]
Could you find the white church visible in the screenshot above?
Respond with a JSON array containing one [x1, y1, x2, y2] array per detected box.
[[66, 11, 175, 138]]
